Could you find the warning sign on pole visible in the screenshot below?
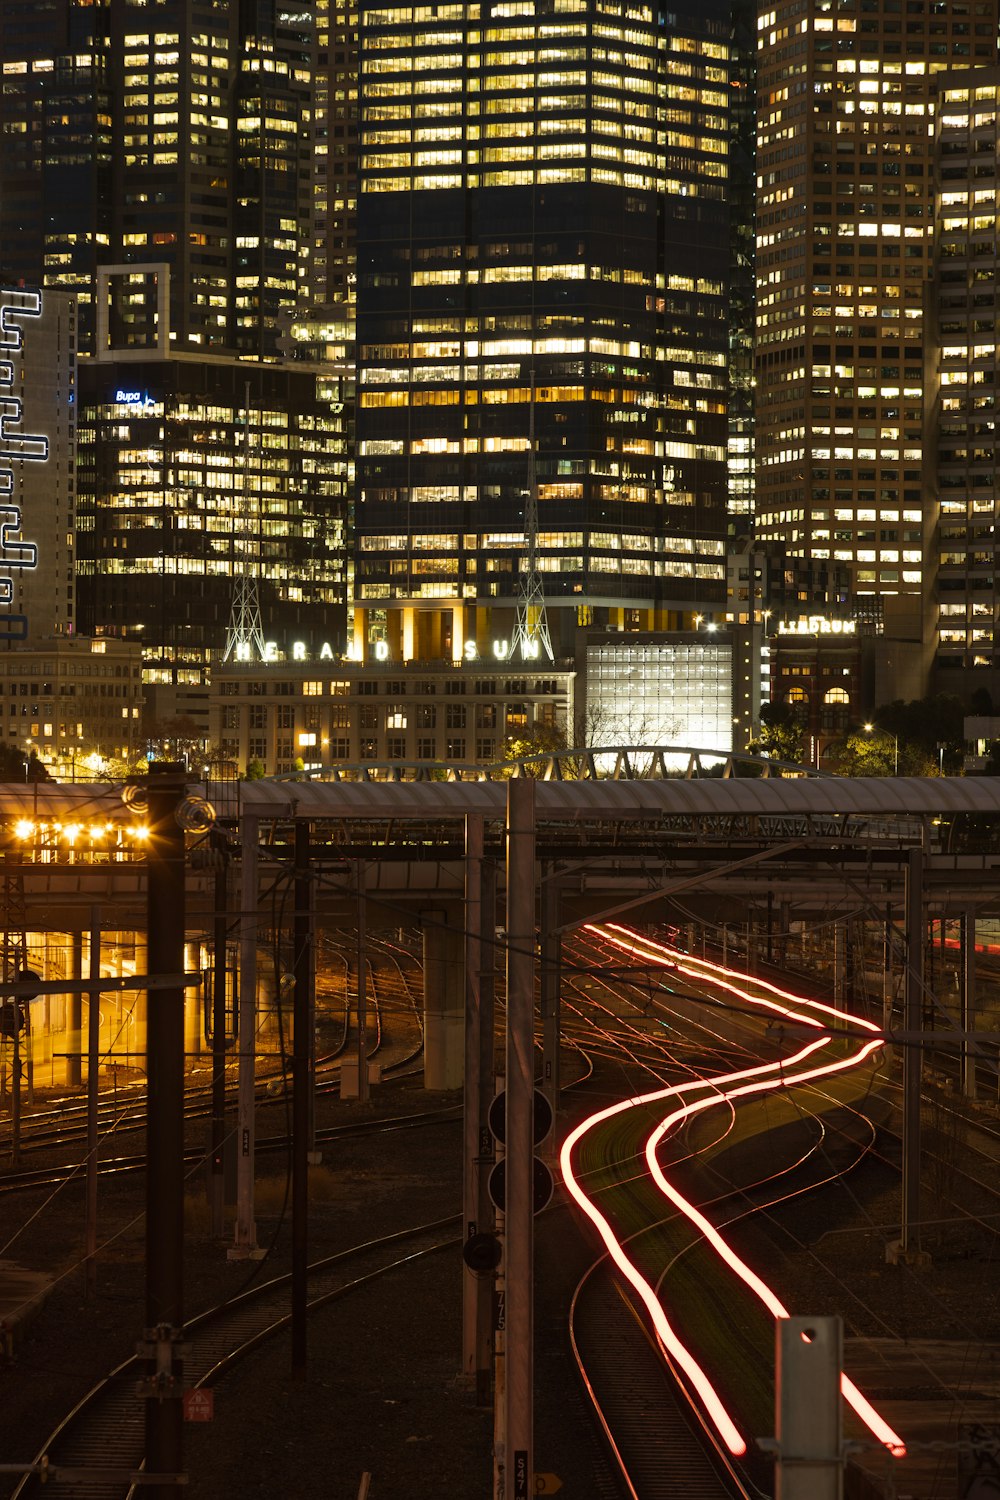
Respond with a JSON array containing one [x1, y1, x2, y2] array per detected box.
[[183, 1388, 214, 1423]]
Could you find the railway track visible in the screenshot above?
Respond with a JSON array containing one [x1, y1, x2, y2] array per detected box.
[[9, 1216, 461, 1500], [570, 1261, 758, 1500], [0, 938, 428, 1194]]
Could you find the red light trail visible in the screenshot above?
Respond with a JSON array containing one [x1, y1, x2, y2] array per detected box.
[[560, 923, 906, 1462]]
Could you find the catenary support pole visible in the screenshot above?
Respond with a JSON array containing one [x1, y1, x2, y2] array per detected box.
[[540, 864, 560, 1130], [85, 907, 101, 1298], [478, 858, 497, 1406], [773, 1315, 843, 1500], [210, 834, 228, 1238], [901, 844, 924, 1258], [357, 860, 369, 1104], [232, 812, 260, 1258], [144, 764, 188, 1498], [961, 907, 976, 1100], [292, 820, 311, 1375], [883, 900, 894, 1037], [499, 778, 536, 1500], [462, 815, 486, 1390]]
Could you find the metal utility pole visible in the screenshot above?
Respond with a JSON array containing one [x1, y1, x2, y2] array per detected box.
[[210, 833, 228, 1239], [144, 764, 188, 1498], [292, 820, 312, 1375], [233, 812, 261, 1258], [540, 864, 560, 1129], [496, 778, 536, 1500], [356, 860, 369, 1103], [883, 901, 894, 1037], [771, 1316, 843, 1500], [462, 817, 496, 1404], [85, 907, 101, 1298], [961, 908, 976, 1100], [897, 844, 925, 1262]]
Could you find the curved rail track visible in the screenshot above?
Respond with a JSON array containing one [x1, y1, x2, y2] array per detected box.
[[9, 1216, 461, 1500], [7, 919, 999, 1500]]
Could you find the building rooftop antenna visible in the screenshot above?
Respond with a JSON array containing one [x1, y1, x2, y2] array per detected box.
[[224, 381, 267, 664], [511, 383, 554, 664]]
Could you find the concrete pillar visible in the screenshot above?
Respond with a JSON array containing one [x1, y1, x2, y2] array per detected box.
[[132, 928, 148, 1069], [402, 607, 415, 662], [67, 929, 83, 1087], [423, 910, 464, 1090], [85, 925, 101, 1085], [452, 605, 465, 663], [184, 941, 202, 1059]]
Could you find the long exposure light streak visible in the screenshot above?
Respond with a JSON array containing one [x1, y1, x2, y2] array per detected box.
[[560, 924, 906, 1461]]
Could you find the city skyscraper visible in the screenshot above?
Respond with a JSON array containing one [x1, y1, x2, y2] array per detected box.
[[929, 66, 1000, 705], [754, 0, 998, 681], [351, 0, 732, 668], [0, 0, 314, 359], [0, 0, 348, 703]]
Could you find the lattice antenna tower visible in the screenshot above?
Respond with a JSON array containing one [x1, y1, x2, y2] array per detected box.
[[224, 383, 267, 663]]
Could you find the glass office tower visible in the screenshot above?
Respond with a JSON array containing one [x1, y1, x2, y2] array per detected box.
[[352, 0, 732, 665]]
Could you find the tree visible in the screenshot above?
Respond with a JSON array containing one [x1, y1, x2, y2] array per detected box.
[[144, 714, 206, 765], [747, 703, 807, 766], [0, 745, 51, 783], [245, 757, 266, 781], [829, 730, 905, 777], [499, 724, 568, 777], [867, 694, 964, 774]]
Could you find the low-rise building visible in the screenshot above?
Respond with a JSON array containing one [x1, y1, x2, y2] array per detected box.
[[0, 636, 144, 778], [210, 658, 574, 776]]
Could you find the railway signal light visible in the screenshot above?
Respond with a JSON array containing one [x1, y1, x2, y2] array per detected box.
[[463, 1231, 503, 1273], [487, 1086, 555, 1215], [487, 1156, 554, 1216]]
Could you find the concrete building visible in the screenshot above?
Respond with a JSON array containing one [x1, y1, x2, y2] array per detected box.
[[0, 634, 144, 777], [210, 657, 574, 777]]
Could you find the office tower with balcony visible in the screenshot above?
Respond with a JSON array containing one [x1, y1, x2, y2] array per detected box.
[[351, 0, 732, 668], [755, 0, 997, 700]]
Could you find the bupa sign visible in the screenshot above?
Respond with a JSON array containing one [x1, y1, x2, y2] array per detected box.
[[113, 389, 156, 412]]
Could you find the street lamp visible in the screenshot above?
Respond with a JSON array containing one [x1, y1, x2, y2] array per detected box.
[[863, 722, 898, 775]]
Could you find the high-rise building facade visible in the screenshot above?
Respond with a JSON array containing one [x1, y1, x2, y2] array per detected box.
[[310, 0, 360, 309], [0, 1, 350, 700], [755, 0, 997, 632], [930, 67, 1000, 704], [728, 0, 756, 523], [351, 0, 732, 667], [75, 349, 347, 690], [0, 0, 315, 360]]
